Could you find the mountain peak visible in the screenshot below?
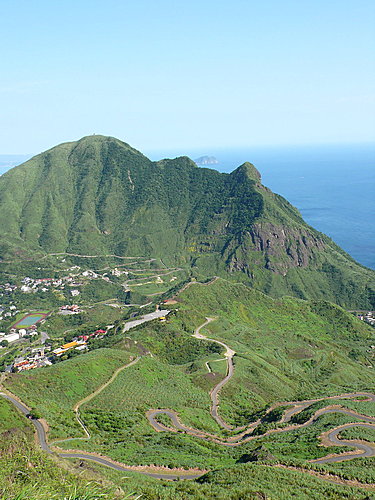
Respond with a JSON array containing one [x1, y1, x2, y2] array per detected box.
[[232, 162, 261, 183]]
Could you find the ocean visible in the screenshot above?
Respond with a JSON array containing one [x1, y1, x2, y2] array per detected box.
[[1, 144, 374, 269], [148, 143, 375, 270]]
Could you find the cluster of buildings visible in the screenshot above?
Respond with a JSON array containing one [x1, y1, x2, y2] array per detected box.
[[52, 328, 108, 357], [0, 326, 38, 346], [12, 346, 52, 372], [0, 304, 20, 321], [356, 311, 375, 327], [20, 275, 83, 294], [111, 268, 128, 277], [0, 283, 18, 295], [59, 304, 81, 314]]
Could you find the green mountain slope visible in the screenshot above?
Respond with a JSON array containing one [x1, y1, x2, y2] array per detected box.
[[0, 135, 373, 307], [3, 279, 375, 496]]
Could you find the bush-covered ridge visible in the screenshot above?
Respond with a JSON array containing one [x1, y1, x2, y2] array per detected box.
[[0, 134, 373, 308]]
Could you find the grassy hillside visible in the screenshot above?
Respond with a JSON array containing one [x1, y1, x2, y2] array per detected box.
[[5, 348, 134, 439], [132, 279, 375, 425], [0, 398, 123, 500], [5, 279, 374, 479], [1, 380, 374, 499], [0, 135, 373, 307]]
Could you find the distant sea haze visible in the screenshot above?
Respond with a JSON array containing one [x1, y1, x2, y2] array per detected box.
[[1, 143, 374, 270]]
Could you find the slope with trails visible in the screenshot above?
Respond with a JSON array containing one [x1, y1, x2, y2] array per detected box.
[[1, 276, 375, 495], [0, 134, 373, 308], [147, 319, 375, 463]]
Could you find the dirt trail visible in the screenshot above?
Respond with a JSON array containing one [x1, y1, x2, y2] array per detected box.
[[147, 320, 375, 463]]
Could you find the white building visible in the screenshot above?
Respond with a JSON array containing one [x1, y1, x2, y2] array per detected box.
[[2, 332, 20, 343]]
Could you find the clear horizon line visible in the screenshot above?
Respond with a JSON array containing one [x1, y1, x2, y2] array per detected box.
[[1, 139, 375, 157]]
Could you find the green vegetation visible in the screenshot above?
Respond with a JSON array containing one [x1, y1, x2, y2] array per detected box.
[[4, 279, 374, 489], [77, 460, 375, 500], [0, 397, 30, 433], [0, 135, 373, 307], [0, 399, 122, 500], [5, 348, 133, 439], [163, 279, 375, 426], [0, 137, 374, 500], [1, 394, 374, 499], [339, 425, 375, 442]]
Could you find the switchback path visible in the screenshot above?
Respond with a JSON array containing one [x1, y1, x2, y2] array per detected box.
[[0, 390, 203, 480], [147, 319, 375, 463], [192, 317, 236, 430], [1, 315, 375, 484]]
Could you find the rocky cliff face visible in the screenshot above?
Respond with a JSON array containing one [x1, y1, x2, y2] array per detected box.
[[223, 223, 326, 276], [248, 223, 326, 274], [0, 135, 373, 307]]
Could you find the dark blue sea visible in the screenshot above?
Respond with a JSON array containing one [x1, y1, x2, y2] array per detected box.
[[147, 143, 375, 270], [1, 144, 374, 269]]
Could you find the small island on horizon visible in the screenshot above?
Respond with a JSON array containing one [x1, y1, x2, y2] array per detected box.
[[194, 155, 219, 166]]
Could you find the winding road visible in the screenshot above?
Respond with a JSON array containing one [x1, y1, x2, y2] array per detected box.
[[193, 317, 236, 430], [0, 385, 201, 480], [147, 318, 375, 463], [1, 316, 375, 483]]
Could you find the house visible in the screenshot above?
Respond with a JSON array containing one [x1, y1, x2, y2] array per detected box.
[[2, 332, 20, 343], [75, 344, 88, 351], [62, 341, 80, 349], [53, 347, 70, 356]]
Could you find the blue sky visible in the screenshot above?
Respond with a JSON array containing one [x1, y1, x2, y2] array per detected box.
[[1, 0, 374, 153]]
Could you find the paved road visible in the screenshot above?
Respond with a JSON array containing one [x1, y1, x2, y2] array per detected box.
[[2, 311, 375, 475], [123, 309, 170, 332], [146, 317, 375, 463], [58, 452, 203, 479], [0, 390, 203, 479], [147, 397, 375, 458], [0, 392, 51, 453], [313, 422, 375, 464]]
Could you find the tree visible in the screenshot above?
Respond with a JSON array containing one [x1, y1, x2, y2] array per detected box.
[[0, 340, 9, 348]]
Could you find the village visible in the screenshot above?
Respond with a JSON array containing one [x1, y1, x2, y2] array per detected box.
[[353, 310, 375, 327], [6, 322, 110, 373]]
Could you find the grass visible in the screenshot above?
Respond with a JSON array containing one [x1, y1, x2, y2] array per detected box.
[[4, 348, 133, 439], [3, 277, 375, 493], [0, 434, 123, 500], [67, 459, 375, 500], [0, 397, 122, 500], [176, 278, 375, 425], [0, 397, 31, 434], [339, 425, 375, 442]]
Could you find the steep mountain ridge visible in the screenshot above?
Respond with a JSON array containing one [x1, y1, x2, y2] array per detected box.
[[0, 135, 373, 307]]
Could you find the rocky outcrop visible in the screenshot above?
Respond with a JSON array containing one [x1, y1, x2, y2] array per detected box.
[[226, 222, 326, 276]]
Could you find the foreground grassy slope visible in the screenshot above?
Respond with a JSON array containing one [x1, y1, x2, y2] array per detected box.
[[1, 396, 373, 499], [0, 398, 122, 500], [5, 348, 134, 439], [85, 460, 375, 500], [5, 279, 374, 475], [0, 134, 373, 308]]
